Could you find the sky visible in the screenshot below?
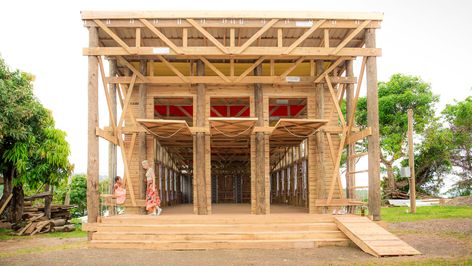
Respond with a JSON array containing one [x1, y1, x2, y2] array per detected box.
[[1, 0, 471, 189]]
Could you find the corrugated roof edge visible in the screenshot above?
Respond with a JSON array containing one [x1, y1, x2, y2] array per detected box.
[[80, 11, 384, 21]]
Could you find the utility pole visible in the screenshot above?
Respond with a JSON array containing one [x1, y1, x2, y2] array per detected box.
[[407, 109, 416, 213]]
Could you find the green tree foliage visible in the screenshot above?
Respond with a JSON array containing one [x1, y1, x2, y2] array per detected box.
[[442, 96, 472, 196], [0, 56, 71, 222], [356, 74, 439, 197], [68, 174, 87, 217], [409, 122, 453, 196]]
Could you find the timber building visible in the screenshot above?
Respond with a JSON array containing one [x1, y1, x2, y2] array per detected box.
[[82, 11, 420, 256]]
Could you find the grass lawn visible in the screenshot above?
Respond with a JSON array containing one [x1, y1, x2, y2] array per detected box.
[[381, 205, 472, 223]]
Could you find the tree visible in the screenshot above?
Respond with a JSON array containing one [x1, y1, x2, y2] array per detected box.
[[0, 56, 71, 222], [68, 174, 87, 217], [356, 74, 439, 198], [442, 96, 472, 196], [406, 122, 453, 196]]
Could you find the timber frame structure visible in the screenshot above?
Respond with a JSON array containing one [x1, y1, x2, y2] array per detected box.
[[83, 11, 383, 224]]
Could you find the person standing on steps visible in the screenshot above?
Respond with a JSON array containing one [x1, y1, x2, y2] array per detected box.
[[142, 160, 162, 216]]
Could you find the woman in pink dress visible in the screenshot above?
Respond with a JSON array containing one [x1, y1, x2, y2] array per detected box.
[[142, 160, 162, 215]]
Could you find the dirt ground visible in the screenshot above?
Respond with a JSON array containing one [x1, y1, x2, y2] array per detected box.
[[0, 219, 471, 266], [445, 196, 472, 206]]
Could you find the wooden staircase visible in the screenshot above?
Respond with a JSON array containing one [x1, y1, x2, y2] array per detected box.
[[89, 214, 350, 250]]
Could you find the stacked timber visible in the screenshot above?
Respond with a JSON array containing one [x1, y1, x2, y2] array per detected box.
[[16, 200, 75, 236]]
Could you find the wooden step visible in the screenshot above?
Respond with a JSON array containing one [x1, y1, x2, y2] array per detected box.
[[89, 238, 350, 250], [101, 214, 335, 224], [93, 223, 339, 233], [92, 230, 347, 241]]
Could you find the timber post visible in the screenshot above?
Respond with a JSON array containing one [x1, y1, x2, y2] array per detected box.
[[366, 28, 381, 221], [108, 58, 117, 209], [254, 64, 267, 214], [87, 26, 100, 238], [407, 109, 417, 213], [345, 60, 355, 205], [195, 60, 208, 214], [138, 59, 147, 200]]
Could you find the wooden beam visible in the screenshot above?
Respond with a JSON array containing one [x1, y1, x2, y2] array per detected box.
[[117, 74, 137, 129], [87, 26, 100, 239], [345, 127, 372, 145], [325, 75, 346, 126], [97, 56, 116, 128], [408, 109, 416, 213], [314, 57, 346, 83], [283, 19, 325, 54], [365, 28, 381, 221], [277, 28, 283, 47], [135, 28, 141, 48], [333, 20, 371, 55], [254, 64, 266, 214], [84, 47, 381, 57], [108, 75, 356, 85], [237, 19, 278, 54], [280, 57, 305, 79], [156, 55, 189, 83], [186, 19, 228, 54], [325, 133, 345, 199], [116, 56, 147, 82], [139, 19, 183, 54], [324, 28, 330, 48], [199, 56, 231, 83], [182, 28, 188, 47], [210, 107, 224, 117], [195, 60, 208, 214], [96, 127, 118, 145], [93, 20, 133, 54], [235, 56, 266, 82]]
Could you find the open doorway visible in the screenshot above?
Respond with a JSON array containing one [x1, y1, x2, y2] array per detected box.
[[150, 97, 194, 213], [269, 98, 310, 212], [209, 98, 253, 213]]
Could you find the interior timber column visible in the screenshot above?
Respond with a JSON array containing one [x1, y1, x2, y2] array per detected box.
[[138, 60, 147, 199], [254, 64, 267, 214], [195, 60, 208, 214], [366, 29, 381, 221], [345, 60, 355, 201], [87, 26, 99, 239], [108, 59, 117, 215]]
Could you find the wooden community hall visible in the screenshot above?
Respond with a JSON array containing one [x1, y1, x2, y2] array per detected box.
[[82, 11, 420, 256]]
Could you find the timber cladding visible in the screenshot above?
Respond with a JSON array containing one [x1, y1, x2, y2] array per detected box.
[[85, 11, 382, 216]]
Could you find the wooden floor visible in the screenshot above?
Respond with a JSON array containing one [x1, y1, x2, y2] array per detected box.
[[334, 215, 421, 257], [163, 203, 309, 215]]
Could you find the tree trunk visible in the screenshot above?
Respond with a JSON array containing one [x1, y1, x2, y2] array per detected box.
[[385, 162, 396, 193], [10, 185, 24, 223], [44, 184, 52, 219], [0, 166, 13, 213]]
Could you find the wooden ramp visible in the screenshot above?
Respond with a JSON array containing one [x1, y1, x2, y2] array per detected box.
[[334, 215, 421, 257]]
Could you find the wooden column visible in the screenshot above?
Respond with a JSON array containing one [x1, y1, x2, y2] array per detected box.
[[254, 64, 266, 214], [138, 60, 147, 199], [108, 59, 117, 201], [87, 26, 99, 238], [345, 60, 355, 201], [309, 60, 326, 213], [407, 109, 416, 213], [195, 60, 208, 214], [365, 29, 381, 221]]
